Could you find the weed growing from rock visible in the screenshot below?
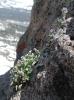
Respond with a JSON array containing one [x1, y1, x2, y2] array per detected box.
[[11, 48, 40, 91]]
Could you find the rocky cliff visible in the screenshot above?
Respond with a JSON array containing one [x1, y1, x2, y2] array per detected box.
[[0, 0, 74, 100]]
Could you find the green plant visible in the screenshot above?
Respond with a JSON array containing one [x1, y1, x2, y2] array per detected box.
[[11, 48, 40, 91]]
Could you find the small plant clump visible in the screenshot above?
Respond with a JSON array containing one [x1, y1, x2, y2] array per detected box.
[[11, 48, 40, 91]]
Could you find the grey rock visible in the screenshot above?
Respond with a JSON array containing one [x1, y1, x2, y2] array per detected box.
[[0, 0, 74, 100]]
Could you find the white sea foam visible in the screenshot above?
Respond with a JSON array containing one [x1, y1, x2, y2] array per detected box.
[[0, 0, 33, 10], [0, 0, 33, 75]]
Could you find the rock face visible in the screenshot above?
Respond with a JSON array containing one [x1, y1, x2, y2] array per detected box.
[[16, 0, 65, 60], [0, 0, 74, 100]]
